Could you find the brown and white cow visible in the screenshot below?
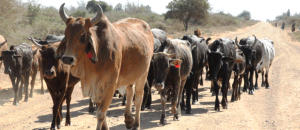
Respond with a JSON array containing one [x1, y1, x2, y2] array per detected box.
[[0, 35, 8, 69], [58, 3, 154, 130]]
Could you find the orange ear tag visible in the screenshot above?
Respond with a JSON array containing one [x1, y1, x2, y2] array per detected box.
[[87, 52, 93, 59], [175, 62, 180, 68]]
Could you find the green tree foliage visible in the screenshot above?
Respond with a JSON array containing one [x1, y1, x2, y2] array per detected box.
[[238, 10, 251, 20], [114, 3, 123, 12], [86, 0, 112, 13], [165, 0, 210, 31], [27, 3, 40, 25]]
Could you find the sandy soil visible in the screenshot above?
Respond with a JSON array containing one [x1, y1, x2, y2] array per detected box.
[[0, 22, 300, 130]]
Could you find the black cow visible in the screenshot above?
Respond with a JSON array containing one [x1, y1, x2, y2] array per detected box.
[[236, 35, 263, 94], [231, 47, 246, 102], [33, 41, 80, 129], [150, 39, 193, 124], [292, 23, 296, 32], [141, 28, 166, 110], [281, 22, 285, 30], [0, 43, 33, 105], [206, 38, 239, 111], [181, 35, 210, 113]]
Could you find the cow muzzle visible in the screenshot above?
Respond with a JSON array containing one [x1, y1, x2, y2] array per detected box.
[[44, 66, 56, 79], [62, 56, 75, 65]]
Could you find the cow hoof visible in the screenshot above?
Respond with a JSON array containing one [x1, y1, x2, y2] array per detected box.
[[65, 120, 71, 126], [173, 114, 179, 120], [88, 107, 95, 114], [192, 101, 195, 105], [248, 90, 254, 95], [185, 109, 192, 114], [57, 124, 60, 129], [242, 88, 247, 92], [50, 127, 56, 130], [24, 98, 28, 102], [266, 86, 270, 89], [160, 119, 167, 125], [124, 114, 135, 129], [29, 94, 33, 98], [41, 91, 45, 94], [13, 102, 17, 106], [254, 85, 258, 90]]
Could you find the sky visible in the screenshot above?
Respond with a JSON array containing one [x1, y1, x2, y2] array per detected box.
[[22, 0, 300, 21]]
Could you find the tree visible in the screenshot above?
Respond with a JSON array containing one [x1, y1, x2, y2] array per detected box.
[[27, 2, 40, 25], [165, 0, 210, 31], [237, 10, 251, 20], [86, 0, 112, 13], [114, 3, 123, 12], [287, 9, 290, 17]]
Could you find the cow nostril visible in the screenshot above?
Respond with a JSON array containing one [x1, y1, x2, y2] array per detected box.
[[62, 56, 74, 65], [50, 71, 54, 75]]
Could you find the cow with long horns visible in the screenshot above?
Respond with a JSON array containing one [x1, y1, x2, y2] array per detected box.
[[236, 35, 263, 94], [58, 3, 154, 130]]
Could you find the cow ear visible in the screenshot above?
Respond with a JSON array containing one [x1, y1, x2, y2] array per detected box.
[[56, 39, 66, 58], [85, 35, 98, 64]]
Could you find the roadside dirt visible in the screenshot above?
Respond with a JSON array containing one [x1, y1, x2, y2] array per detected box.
[[0, 22, 299, 130]]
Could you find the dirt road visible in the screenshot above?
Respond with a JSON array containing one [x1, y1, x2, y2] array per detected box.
[[0, 22, 299, 130]]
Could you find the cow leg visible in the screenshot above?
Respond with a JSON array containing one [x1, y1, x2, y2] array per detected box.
[[213, 80, 220, 111], [185, 84, 192, 114], [243, 72, 248, 92], [265, 70, 270, 89], [30, 68, 37, 98], [248, 69, 254, 95], [10, 75, 18, 105], [175, 79, 186, 120], [50, 99, 59, 130], [180, 89, 186, 111], [24, 73, 30, 102], [141, 81, 150, 111], [18, 79, 24, 101], [56, 105, 63, 129], [65, 86, 75, 126], [238, 75, 243, 100], [254, 70, 259, 90], [261, 71, 265, 87], [122, 95, 126, 106], [96, 85, 115, 130], [88, 98, 95, 113], [39, 70, 44, 94], [221, 78, 229, 109], [124, 85, 135, 129], [159, 90, 167, 125], [199, 69, 204, 86], [231, 75, 238, 102], [132, 75, 148, 130]]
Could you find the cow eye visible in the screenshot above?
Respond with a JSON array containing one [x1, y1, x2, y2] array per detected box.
[[80, 34, 86, 43]]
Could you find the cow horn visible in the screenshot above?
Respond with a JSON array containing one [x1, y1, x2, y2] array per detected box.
[[59, 3, 69, 23], [0, 39, 7, 47], [251, 35, 257, 48], [28, 37, 42, 48], [91, 4, 103, 25]]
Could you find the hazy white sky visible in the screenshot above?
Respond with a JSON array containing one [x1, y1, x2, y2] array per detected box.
[[22, 0, 300, 21]]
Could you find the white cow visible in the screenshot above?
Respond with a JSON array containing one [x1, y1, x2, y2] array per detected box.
[[256, 38, 275, 88]]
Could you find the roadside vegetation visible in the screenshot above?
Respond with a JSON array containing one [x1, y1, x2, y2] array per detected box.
[[273, 9, 300, 41], [0, 0, 256, 45]]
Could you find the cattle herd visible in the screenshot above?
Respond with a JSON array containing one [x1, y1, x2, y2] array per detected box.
[[0, 3, 276, 130]]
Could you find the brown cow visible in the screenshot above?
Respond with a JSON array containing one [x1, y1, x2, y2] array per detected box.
[[31, 40, 80, 130], [0, 35, 8, 69], [58, 3, 154, 130]]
